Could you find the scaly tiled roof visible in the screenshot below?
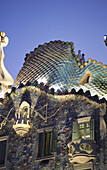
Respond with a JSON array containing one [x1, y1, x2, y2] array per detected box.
[[15, 41, 107, 100]]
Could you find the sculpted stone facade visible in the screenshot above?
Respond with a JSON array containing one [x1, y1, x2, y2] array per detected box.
[[0, 86, 106, 169]]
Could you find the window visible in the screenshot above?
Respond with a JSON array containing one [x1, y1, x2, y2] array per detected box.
[[20, 106, 29, 124], [79, 122, 90, 139], [37, 128, 57, 158], [0, 136, 8, 169], [15, 101, 30, 124], [13, 101, 30, 136], [72, 117, 94, 141]]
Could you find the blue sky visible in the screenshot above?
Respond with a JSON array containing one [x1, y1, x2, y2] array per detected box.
[[0, 0, 107, 82]]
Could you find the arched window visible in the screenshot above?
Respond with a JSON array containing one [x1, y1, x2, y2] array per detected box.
[[13, 101, 30, 136], [19, 101, 30, 124], [15, 101, 30, 125]]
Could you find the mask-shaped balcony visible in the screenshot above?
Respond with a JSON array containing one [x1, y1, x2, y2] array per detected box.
[[68, 139, 97, 164], [68, 116, 98, 164]]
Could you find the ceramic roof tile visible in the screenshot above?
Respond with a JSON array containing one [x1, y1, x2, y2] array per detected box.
[[15, 41, 107, 100]]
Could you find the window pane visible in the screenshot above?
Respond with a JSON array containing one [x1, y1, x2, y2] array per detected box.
[[79, 122, 90, 140], [0, 140, 7, 166], [86, 122, 90, 128], [79, 123, 84, 129], [72, 121, 79, 140], [52, 129, 57, 153], [86, 128, 90, 139], [90, 119, 94, 140], [45, 132, 51, 156], [79, 129, 84, 139], [38, 133, 45, 157]]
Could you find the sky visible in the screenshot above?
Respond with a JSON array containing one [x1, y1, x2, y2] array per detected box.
[[0, 0, 107, 83]]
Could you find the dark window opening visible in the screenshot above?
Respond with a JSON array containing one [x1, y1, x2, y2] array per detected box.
[[87, 76, 90, 83], [79, 72, 91, 85], [0, 136, 8, 168], [37, 129, 57, 158]]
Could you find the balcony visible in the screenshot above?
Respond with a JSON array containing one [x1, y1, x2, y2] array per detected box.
[[13, 123, 30, 137], [13, 101, 30, 136], [68, 139, 97, 164]]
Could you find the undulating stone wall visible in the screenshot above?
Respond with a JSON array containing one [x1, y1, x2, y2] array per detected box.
[[0, 86, 106, 170]]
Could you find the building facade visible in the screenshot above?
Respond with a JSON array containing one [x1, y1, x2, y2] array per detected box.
[[0, 32, 107, 170]]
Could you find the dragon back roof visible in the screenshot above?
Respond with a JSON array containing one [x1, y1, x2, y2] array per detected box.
[[15, 40, 107, 100]]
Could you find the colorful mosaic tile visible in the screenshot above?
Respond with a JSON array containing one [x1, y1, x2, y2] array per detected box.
[[15, 41, 107, 99]]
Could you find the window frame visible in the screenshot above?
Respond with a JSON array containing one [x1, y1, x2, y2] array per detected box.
[[72, 117, 94, 141], [79, 121, 90, 139], [0, 136, 8, 169], [36, 126, 57, 161]]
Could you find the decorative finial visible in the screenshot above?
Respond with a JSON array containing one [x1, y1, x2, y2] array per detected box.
[[0, 31, 9, 47], [0, 31, 14, 98]]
